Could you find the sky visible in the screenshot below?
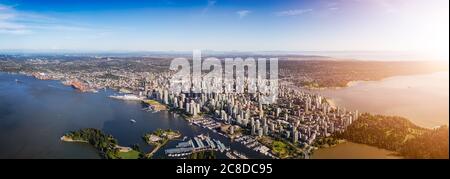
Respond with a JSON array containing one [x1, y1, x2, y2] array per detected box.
[[0, 0, 448, 61]]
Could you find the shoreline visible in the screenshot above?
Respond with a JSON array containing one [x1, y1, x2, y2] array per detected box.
[[311, 70, 450, 90], [61, 135, 134, 155], [3, 69, 448, 93], [311, 71, 449, 129], [60, 136, 88, 143], [143, 130, 181, 158], [311, 140, 403, 159], [3, 71, 447, 159]]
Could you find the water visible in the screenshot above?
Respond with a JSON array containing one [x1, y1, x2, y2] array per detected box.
[[312, 71, 449, 158], [311, 141, 402, 159], [2, 71, 447, 159], [315, 71, 449, 128], [0, 72, 266, 159]]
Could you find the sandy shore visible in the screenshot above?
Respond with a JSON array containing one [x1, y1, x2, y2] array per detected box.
[[60, 136, 88, 143]]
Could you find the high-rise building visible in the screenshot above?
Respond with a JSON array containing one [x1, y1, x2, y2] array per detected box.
[[258, 128, 263, 137], [293, 130, 298, 143], [270, 123, 275, 132], [163, 90, 169, 104], [255, 120, 261, 131], [354, 110, 359, 121], [186, 102, 190, 113], [196, 103, 201, 115], [263, 124, 269, 136], [251, 123, 256, 136]]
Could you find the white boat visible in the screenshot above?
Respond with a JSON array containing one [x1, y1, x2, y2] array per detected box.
[[130, 119, 136, 123], [109, 94, 144, 101]]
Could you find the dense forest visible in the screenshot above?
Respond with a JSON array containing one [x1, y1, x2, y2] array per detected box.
[[65, 128, 121, 159], [337, 113, 449, 159], [400, 126, 449, 159]]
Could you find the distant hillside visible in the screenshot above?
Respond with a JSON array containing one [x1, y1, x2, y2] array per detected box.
[[337, 113, 449, 159], [280, 60, 448, 88]]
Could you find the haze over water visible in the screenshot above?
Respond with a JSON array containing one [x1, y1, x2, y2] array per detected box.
[[316, 71, 449, 128], [312, 71, 448, 159]]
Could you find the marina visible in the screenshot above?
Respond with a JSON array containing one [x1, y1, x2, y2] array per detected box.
[[235, 136, 277, 159], [165, 134, 230, 157], [0, 72, 268, 159]]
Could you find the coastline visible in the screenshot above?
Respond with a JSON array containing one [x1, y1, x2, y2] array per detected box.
[[3, 71, 447, 159], [313, 71, 449, 129], [312, 140, 403, 159], [6, 68, 448, 94], [143, 129, 181, 158], [314, 70, 450, 90], [61, 134, 134, 157], [60, 136, 88, 143]]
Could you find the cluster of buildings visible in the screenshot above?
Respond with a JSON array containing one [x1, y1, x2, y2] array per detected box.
[[15, 57, 360, 158], [148, 76, 359, 150]]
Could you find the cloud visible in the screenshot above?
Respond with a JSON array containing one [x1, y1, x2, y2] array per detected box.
[[0, 4, 10, 11], [236, 10, 251, 19], [378, 0, 399, 14], [326, 2, 339, 11], [275, 9, 313, 17], [328, 7, 339, 11], [0, 4, 27, 34], [0, 3, 100, 35], [202, 0, 216, 14]]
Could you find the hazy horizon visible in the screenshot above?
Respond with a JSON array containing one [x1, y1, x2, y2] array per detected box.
[[1, 49, 448, 62], [1, 0, 449, 61]]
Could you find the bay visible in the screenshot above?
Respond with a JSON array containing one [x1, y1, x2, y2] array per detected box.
[[0, 72, 266, 159], [316, 71, 449, 128], [312, 71, 449, 159]]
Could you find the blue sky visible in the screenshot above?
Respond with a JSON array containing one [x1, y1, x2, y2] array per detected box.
[[0, 0, 448, 60]]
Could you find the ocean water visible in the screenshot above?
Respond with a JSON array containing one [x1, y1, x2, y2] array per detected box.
[[316, 71, 449, 128], [0, 72, 265, 159], [312, 71, 449, 159]]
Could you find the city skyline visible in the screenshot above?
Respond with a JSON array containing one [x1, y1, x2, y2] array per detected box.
[[0, 0, 448, 61]]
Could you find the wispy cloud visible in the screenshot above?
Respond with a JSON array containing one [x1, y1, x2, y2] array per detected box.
[[236, 10, 251, 19], [275, 9, 313, 17], [0, 4, 28, 34], [0, 3, 103, 35], [326, 2, 339, 11], [202, 0, 216, 14], [0, 4, 10, 11], [378, 0, 399, 14]]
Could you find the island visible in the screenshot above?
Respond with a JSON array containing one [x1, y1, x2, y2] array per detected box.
[[61, 128, 141, 159]]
